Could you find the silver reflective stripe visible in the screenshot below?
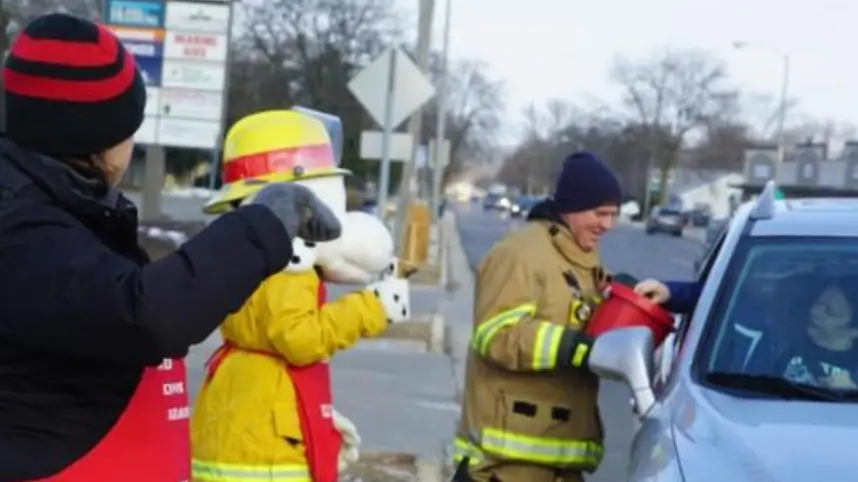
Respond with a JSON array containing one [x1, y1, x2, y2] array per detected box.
[[478, 428, 602, 469], [532, 323, 564, 370], [192, 460, 310, 482]]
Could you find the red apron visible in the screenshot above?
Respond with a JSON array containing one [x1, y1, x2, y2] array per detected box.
[[37, 358, 190, 481], [205, 281, 341, 482]]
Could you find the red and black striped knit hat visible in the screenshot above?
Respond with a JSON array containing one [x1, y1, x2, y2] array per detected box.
[[3, 13, 146, 158]]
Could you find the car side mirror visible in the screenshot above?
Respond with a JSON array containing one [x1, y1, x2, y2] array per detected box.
[[589, 327, 656, 418]]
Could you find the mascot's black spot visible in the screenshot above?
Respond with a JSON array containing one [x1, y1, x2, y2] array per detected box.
[[290, 256, 301, 264], [373, 289, 380, 297], [304, 241, 316, 248], [387, 318, 393, 324], [402, 307, 408, 318], [393, 294, 400, 302], [388, 263, 395, 273]]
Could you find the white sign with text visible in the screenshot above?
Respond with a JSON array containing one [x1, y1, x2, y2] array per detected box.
[[135, 116, 158, 144], [159, 88, 222, 121], [161, 59, 225, 91], [144, 87, 161, 116], [157, 118, 220, 149], [165, 2, 230, 33], [164, 31, 227, 62]]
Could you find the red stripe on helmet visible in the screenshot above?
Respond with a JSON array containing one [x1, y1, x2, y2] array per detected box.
[[222, 144, 335, 184]]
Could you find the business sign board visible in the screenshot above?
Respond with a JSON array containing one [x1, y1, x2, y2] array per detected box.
[[159, 87, 222, 120], [144, 87, 161, 116], [135, 116, 159, 144], [157, 118, 220, 149], [122, 38, 164, 58], [108, 0, 165, 29], [136, 56, 163, 86], [164, 31, 227, 62], [109, 26, 165, 42], [161, 59, 224, 91], [165, 2, 230, 33]]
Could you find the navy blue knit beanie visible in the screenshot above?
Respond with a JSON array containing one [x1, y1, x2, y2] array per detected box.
[[553, 151, 621, 213]]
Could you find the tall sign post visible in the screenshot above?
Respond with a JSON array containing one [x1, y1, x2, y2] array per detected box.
[[107, 0, 231, 219], [347, 47, 435, 228]]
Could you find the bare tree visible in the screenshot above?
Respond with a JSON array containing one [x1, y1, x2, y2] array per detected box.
[[610, 48, 734, 203], [422, 58, 505, 184], [228, 0, 403, 183]]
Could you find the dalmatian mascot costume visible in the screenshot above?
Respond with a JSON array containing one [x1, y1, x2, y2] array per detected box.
[[191, 109, 409, 482]]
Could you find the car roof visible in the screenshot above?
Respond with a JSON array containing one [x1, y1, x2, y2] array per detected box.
[[748, 197, 858, 237]]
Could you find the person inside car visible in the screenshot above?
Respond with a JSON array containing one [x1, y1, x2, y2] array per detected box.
[[770, 275, 858, 389]]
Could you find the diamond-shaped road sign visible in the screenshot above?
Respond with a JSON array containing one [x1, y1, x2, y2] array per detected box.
[[347, 47, 436, 130]]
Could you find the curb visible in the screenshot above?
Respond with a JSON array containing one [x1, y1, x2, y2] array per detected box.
[[415, 457, 444, 482], [429, 313, 446, 354]]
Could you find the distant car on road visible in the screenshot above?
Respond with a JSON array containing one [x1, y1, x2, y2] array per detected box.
[[482, 193, 510, 211], [645, 205, 685, 237], [688, 203, 713, 227], [509, 195, 541, 218]]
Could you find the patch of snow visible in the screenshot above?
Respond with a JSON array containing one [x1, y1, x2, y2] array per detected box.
[[138, 226, 189, 246], [164, 187, 215, 199]]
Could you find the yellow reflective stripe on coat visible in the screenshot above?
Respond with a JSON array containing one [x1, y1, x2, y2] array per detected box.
[[452, 436, 483, 464], [531, 322, 565, 369], [479, 428, 603, 469], [471, 304, 537, 355], [192, 459, 310, 482]]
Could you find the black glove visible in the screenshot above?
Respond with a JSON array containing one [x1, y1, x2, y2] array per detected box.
[[249, 183, 342, 242], [558, 330, 595, 369]]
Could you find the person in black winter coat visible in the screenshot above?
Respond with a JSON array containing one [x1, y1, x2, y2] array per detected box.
[[0, 13, 341, 481]]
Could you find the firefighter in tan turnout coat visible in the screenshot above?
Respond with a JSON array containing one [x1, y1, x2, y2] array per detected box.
[[454, 152, 622, 482]]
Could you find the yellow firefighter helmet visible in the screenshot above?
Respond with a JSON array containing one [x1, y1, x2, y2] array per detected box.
[[203, 110, 350, 215]]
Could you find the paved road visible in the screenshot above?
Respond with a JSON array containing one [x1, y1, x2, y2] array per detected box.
[[453, 203, 703, 482]]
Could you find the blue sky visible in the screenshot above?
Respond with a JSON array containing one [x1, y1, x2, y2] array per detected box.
[[395, 0, 858, 142]]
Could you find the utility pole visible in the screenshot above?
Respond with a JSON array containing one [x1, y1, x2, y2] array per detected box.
[[429, 0, 451, 223], [392, 0, 435, 252]]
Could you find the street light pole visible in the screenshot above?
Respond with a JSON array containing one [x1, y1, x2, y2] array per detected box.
[[733, 41, 791, 161], [774, 53, 790, 162]]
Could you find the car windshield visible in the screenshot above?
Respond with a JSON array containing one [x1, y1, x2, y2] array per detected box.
[[698, 237, 858, 399], [659, 207, 682, 216]]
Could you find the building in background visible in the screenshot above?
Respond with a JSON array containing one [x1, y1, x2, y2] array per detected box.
[[738, 141, 858, 200], [668, 168, 745, 220]]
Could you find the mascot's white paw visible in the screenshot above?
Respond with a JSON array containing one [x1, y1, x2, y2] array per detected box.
[[367, 277, 410, 324], [317, 211, 394, 283], [332, 408, 361, 471], [283, 238, 317, 272]]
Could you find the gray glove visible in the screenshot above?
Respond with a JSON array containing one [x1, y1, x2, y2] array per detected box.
[[248, 183, 342, 242]]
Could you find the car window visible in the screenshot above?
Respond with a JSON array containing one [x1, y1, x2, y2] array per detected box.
[[696, 237, 858, 394]]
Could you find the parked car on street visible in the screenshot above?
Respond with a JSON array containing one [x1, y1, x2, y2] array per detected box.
[[589, 183, 858, 481], [645, 205, 685, 237]]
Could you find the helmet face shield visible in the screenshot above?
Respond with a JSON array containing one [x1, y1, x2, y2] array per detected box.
[[291, 106, 343, 166]]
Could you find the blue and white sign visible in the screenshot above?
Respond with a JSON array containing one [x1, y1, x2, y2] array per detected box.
[[108, 0, 165, 29], [122, 39, 164, 58], [135, 56, 163, 86]]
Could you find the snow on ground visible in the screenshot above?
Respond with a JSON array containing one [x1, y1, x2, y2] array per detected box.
[[137, 226, 188, 246], [163, 187, 216, 199]]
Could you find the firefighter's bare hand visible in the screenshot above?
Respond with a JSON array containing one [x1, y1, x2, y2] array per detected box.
[[635, 279, 670, 303], [246, 183, 342, 243]]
